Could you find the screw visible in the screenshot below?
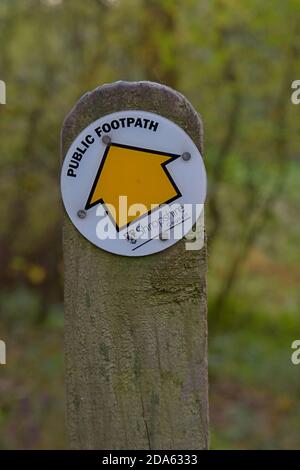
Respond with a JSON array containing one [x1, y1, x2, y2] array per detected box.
[[182, 152, 191, 161], [77, 210, 86, 219], [102, 135, 111, 145]]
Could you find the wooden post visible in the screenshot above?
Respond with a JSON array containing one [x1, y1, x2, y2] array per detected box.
[[61, 81, 208, 450]]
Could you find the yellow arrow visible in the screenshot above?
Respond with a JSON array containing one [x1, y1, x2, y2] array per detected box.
[[85, 143, 181, 230]]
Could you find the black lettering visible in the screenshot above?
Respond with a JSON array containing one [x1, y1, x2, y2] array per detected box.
[[119, 118, 126, 127], [69, 160, 79, 169], [111, 120, 120, 130], [76, 146, 86, 154], [127, 117, 135, 127], [81, 140, 89, 149], [102, 123, 111, 133], [143, 118, 150, 128], [134, 118, 143, 128], [72, 152, 82, 162], [85, 134, 94, 145], [149, 120, 159, 131], [67, 169, 76, 177], [94, 126, 102, 137]]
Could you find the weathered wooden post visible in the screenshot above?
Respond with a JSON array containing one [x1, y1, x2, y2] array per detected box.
[[61, 81, 208, 450]]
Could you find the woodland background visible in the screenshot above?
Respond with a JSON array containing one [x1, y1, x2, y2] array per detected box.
[[0, 0, 300, 449]]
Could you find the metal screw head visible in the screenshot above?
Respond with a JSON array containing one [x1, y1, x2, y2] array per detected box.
[[102, 135, 111, 145], [77, 210, 86, 219], [182, 152, 191, 161]]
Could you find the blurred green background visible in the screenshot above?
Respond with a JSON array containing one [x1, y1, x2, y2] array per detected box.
[[0, 0, 300, 449]]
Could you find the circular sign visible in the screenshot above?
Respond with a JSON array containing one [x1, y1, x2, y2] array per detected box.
[[61, 110, 206, 257]]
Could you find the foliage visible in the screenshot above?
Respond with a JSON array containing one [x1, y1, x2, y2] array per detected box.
[[0, 0, 299, 449]]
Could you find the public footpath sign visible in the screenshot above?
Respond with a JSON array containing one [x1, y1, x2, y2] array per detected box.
[[61, 110, 206, 256]]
